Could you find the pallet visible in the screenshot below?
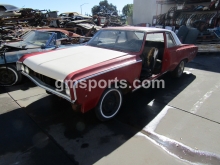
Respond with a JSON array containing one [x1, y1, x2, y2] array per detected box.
[[196, 44, 220, 52], [196, 41, 220, 44], [196, 38, 220, 44]]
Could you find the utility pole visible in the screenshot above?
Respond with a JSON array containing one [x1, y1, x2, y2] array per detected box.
[[80, 3, 89, 15]]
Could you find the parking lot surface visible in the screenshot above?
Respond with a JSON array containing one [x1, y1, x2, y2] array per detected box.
[[1, 54, 220, 165]]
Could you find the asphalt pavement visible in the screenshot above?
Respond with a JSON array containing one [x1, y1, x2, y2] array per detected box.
[[1, 54, 220, 165]]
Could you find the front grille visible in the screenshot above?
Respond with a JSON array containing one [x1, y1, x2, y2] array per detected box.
[[32, 71, 56, 87], [29, 69, 66, 95]]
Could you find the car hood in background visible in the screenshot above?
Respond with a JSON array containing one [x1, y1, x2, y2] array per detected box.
[[5, 41, 41, 50]]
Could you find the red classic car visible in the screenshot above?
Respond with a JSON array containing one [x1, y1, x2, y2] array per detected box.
[[17, 27, 198, 121], [36, 28, 82, 38]]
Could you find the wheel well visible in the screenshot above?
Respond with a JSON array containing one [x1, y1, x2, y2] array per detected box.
[[0, 62, 16, 67], [110, 81, 132, 95], [183, 58, 188, 63]]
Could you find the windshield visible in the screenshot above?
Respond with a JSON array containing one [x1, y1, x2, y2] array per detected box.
[[22, 31, 53, 46], [87, 30, 145, 52]]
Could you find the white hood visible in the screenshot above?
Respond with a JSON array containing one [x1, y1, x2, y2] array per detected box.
[[23, 46, 128, 80]]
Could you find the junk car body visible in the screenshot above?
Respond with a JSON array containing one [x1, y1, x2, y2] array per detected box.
[[0, 4, 21, 18]]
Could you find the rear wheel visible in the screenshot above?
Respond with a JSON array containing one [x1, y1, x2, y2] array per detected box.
[[172, 60, 185, 78], [0, 65, 22, 86], [95, 88, 122, 121]]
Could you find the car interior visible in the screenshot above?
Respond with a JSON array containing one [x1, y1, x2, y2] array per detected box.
[[140, 32, 165, 80]]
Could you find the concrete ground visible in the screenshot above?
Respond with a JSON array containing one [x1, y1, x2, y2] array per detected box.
[[0, 54, 220, 165]]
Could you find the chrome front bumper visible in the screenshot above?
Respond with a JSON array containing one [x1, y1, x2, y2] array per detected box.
[[21, 71, 76, 103]]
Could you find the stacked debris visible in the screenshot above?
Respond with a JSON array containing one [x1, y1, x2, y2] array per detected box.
[[57, 12, 92, 28], [152, 0, 220, 44], [94, 11, 126, 27], [63, 19, 100, 36], [0, 3, 128, 43]]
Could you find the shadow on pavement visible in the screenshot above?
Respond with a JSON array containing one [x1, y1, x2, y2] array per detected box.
[[1, 78, 36, 94], [187, 54, 220, 73], [0, 108, 73, 165], [117, 72, 196, 130], [16, 72, 196, 165]]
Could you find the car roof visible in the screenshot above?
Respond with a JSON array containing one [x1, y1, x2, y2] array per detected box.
[[35, 28, 81, 37], [36, 28, 70, 35], [104, 26, 172, 33], [0, 4, 17, 7], [0, 4, 20, 10], [60, 12, 79, 15]]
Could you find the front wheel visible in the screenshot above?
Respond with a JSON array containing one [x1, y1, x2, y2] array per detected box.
[[95, 88, 122, 121], [172, 60, 185, 78], [0, 65, 22, 86]]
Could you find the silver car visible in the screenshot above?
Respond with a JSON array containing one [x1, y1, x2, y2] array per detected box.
[[0, 4, 21, 18]]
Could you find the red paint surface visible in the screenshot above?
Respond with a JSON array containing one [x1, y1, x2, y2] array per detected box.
[[36, 28, 81, 37], [75, 61, 142, 113]]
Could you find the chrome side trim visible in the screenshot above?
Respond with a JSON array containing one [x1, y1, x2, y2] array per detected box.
[[72, 60, 142, 100], [22, 71, 75, 103], [132, 71, 168, 92], [16, 61, 22, 71]]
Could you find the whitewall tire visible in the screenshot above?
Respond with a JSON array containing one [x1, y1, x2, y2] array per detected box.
[[95, 88, 122, 121]]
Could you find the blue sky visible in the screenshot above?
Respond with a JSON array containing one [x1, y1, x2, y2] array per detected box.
[[2, 0, 133, 15]]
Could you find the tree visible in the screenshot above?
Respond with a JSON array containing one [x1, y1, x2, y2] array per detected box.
[[122, 4, 133, 17], [92, 0, 117, 15]]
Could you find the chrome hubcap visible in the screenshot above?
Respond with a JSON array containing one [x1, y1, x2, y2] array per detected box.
[[178, 61, 184, 76]]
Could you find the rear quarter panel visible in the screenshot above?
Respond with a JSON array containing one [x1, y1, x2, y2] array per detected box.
[[174, 44, 198, 70], [161, 44, 198, 73], [178, 44, 198, 60]]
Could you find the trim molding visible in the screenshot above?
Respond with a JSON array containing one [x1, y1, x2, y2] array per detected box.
[[21, 71, 75, 103], [72, 60, 142, 100]]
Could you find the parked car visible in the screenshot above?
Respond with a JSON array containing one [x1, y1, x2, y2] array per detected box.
[[36, 28, 82, 38], [59, 12, 80, 18], [17, 27, 198, 121], [0, 4, 21, 18], [0, 29, 79, 86]]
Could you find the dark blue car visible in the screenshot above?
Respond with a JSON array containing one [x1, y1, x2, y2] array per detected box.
[[0, 30, 74, 86]]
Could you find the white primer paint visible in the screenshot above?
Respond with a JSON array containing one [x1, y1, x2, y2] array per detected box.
[[24, 46, 129, 80]]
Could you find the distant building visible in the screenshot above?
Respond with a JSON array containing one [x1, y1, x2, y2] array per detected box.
[[133, 0, 172, 26], [133, 0, 210, 26]]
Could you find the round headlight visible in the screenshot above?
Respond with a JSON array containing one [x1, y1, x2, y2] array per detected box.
[[25, 66, 30, 74], [21, 64, 25, 71], [65, 84, 71, 97]]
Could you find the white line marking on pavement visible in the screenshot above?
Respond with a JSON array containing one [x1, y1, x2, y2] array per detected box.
[[190, 82, 220, 114], [140, 106, 220, 165]]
